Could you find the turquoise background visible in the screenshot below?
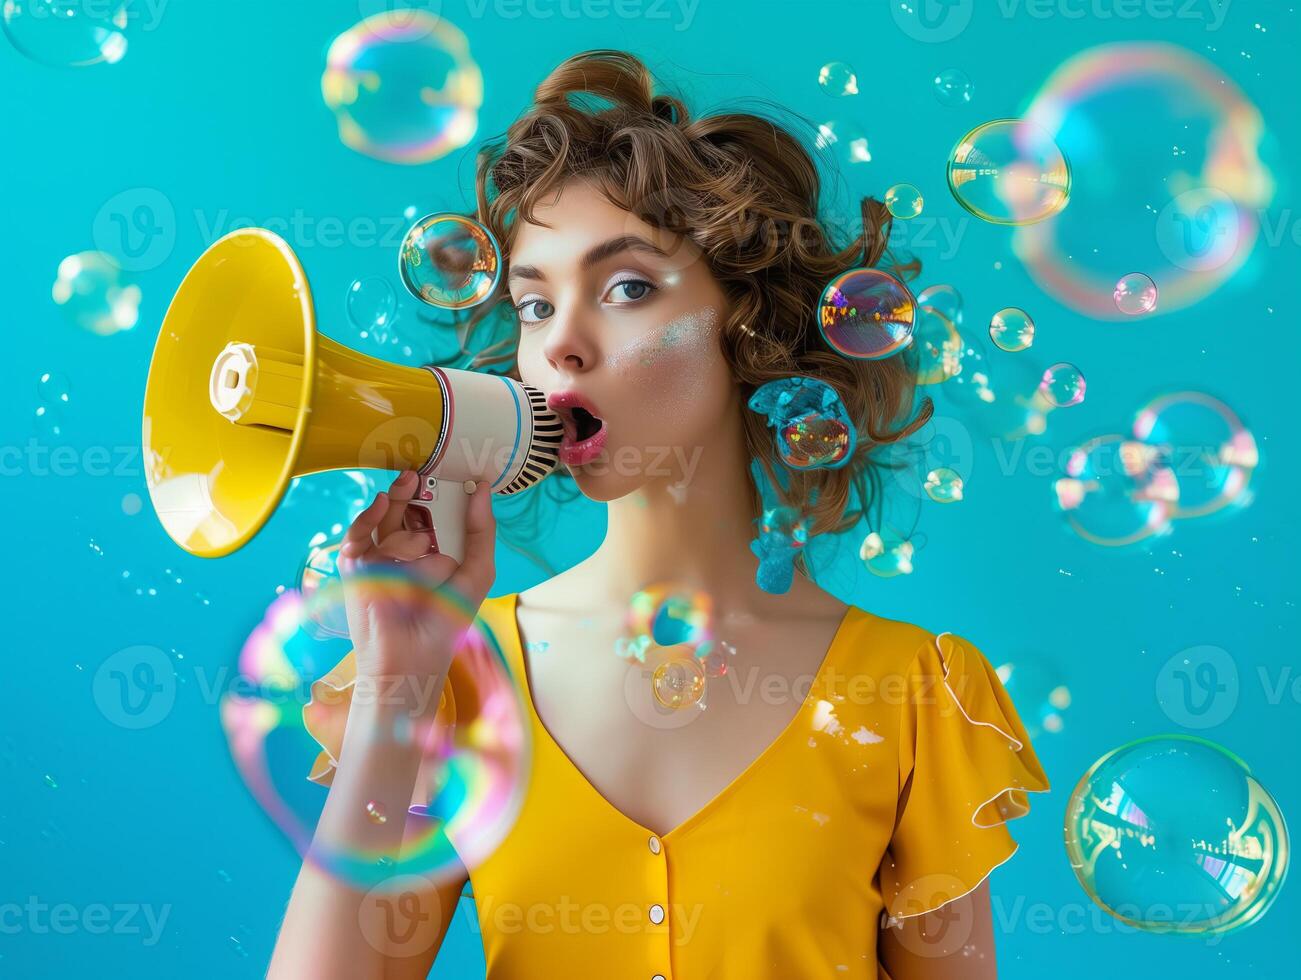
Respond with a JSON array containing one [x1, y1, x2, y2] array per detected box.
[[2, 0, 1297, 976]]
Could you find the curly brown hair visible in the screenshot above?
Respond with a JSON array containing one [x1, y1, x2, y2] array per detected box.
[[442, 49, 931, 578]]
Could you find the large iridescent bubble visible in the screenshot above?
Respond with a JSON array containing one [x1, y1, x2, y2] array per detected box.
[[321, 11, 482, 165], [748, 376, 857, 470], [1016, 43, 1274, 318], [1065, 736, 1288, 934], [946, 119, 1071, 225], [817, 268, 915, 360], [220, 570, 529, 889], [1132, 392, 1258, 520]]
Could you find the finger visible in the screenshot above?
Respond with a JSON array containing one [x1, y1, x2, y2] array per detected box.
[[374, 528, 439, 564], [378, 470, 420, 540], [449, 481, 497, 598], [341, 493, 390, 563]]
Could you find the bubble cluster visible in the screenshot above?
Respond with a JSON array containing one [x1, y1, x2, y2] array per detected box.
[[885, 183, 924, 220], [947, 119, 1071, 225], [52, 252, 141, 336], [321, 11, 482, 164], [1016, 44, 1274, 318], [989, 307, 1035, 352], [399, 212, 502, 309], [618, 584, 717, 710], [1113, 273, 1158, 316], [1065, 736, 1288, 934], [221, 570, 529, 888], [748, 376, 856, 470], [933, 68, 973, 106], [818, 268, 915, 360], [818, 61, 858, 97], [2, 0, 128, 67]]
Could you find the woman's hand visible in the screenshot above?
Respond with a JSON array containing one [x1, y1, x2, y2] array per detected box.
[[336, 470, 498, 690]]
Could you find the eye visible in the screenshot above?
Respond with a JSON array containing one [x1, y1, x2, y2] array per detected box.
[[605, 277, 657, 305], [515, 297, 555, 325]]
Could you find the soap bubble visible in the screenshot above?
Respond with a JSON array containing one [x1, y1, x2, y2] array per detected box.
[[923, 468, 964, 503], [818, 61, 858, 97], [885, 183, 924, 220], [399, 212, 502, 309], [221, 570, 529, 889], [815, 119, 872, 169], [910, 306, 962, 385], [947, 118, 1071, 225], [296, 531, 349, 640], [1113, 273, 1158, 315], [1016, 44, 1273, 318], [1132, 392, 1257, 520], [996, 659, 1070, 738], [346, 277, 397, 336], [989, 307, 1035, 352], [33, 405, 64, 438], [933, 68, 973, 106], [284, 470, 377, 526], [652, 655, 707, 710], [321, 11, 482, 164], [623, 583, 714, 653], [817, 268, 915, 360], [1039, 362, 1086, 408], [943, 334, 1049, 440], [1054, 434, 1179, 547], [1065, 736, 1288, 934], [748, 376, 857, 470], [52, 252, 141, 335], [916, 284, 963, 327], [2, 0, 128, 67], [859, 526, 914, 578]]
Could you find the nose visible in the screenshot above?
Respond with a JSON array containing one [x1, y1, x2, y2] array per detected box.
[[540, 302, 597, 374]]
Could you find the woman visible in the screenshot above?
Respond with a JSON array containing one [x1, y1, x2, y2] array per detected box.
[[270, 49, 1049, 980]]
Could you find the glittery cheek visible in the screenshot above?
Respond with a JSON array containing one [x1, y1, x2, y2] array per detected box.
[[604, 306, 721, 410]]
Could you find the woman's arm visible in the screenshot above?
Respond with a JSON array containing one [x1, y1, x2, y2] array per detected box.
[[267, 689, 465, 980], [878, 879, 998, 980]]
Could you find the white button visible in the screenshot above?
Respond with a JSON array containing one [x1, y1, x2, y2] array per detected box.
[[652, 975, 666, 980], [648, 835, 662, 855], [649, 903, 665, 924]]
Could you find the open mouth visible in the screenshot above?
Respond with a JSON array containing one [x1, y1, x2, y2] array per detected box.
[[570, 405, 603, 442]]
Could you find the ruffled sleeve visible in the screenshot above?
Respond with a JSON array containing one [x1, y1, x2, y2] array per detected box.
[[302, 649, 458, 791], [879, 631, 1050, 920]]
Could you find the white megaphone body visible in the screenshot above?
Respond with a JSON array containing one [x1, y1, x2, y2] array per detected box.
[[142, 227, 562, 562]]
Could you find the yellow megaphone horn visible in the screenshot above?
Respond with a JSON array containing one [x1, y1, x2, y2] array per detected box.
[[141, 227, 561, 560]]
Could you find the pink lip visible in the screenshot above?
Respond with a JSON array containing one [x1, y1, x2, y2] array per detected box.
[[548, 390, 608, 467]]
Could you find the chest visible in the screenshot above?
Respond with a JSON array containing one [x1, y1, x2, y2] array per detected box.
[[514, 607, 848, 838]]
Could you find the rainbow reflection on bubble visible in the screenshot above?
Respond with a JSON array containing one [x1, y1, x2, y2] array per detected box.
[[321, 11, 482, 165], [885, 183, 924, 220], [818, 268, 915, 360], [1054, 434, 1179, 547], [220, 570, 529, 889], [399, 212, 502, 309], [1065, 736, 1289, 935], [748, 376, 856, 470], [1132, 392, 1258, 520], [946, 119, 1071, 225], [621, 584, 715, 660], [1114, 273, 1158, 316], [1016, 43, 1273, 318]]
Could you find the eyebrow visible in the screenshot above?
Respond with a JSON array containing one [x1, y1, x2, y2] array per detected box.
[[507, 234, 671, 286]]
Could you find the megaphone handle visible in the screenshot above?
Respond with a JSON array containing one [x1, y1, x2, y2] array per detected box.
[[375, 475, 474, 565]]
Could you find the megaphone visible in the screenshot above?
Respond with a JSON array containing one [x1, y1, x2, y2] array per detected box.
[[141, 227, 562, 562]]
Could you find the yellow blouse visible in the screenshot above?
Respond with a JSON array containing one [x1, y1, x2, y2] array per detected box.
[[305, 593, 1050, 979]]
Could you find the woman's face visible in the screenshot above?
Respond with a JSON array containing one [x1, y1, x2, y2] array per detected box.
[[510, 178, 738, 501]]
